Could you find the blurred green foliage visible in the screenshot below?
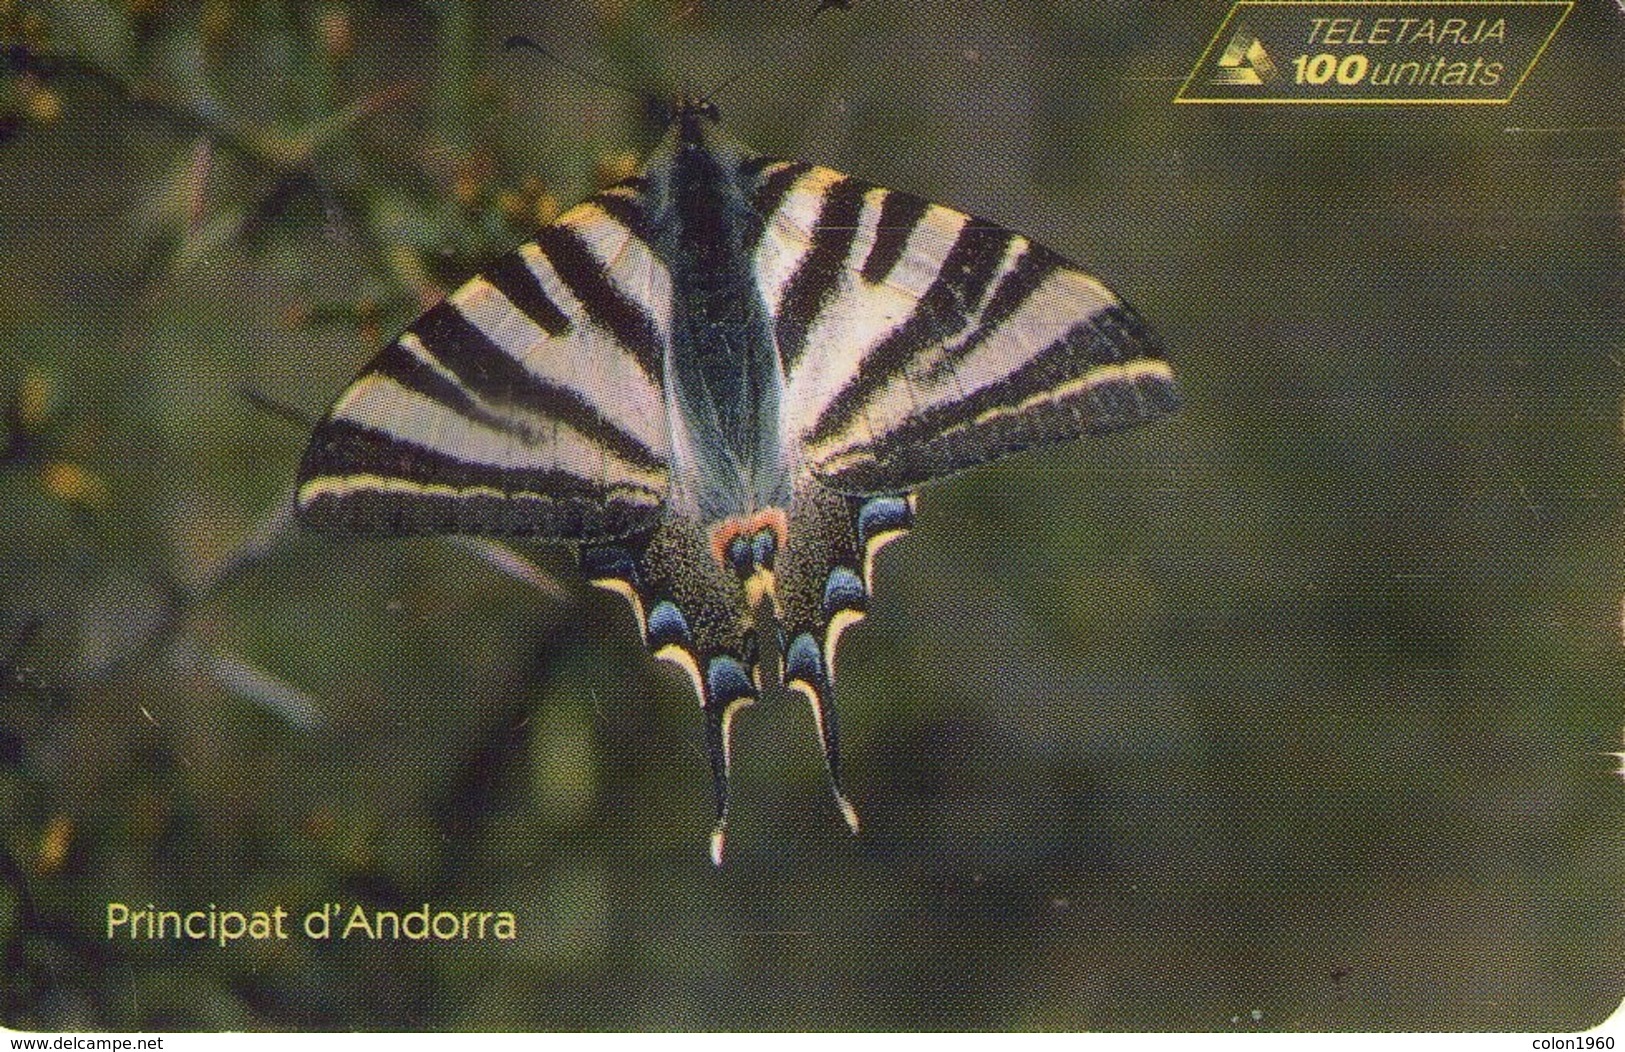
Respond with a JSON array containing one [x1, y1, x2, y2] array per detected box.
[[1, 0, 1623, 1032]]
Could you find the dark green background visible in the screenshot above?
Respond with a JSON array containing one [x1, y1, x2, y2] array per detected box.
[[2, 0, 1622, 1031]]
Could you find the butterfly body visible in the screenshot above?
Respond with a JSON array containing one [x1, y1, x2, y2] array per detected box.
[[652, 105, 794, 523], [297, 98, 1179, 863]]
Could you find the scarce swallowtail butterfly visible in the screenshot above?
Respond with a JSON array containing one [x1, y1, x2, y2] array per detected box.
[[296, 90, 1180, 865]]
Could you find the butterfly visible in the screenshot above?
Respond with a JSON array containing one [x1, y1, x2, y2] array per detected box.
[[295, 96, 1179, 864]]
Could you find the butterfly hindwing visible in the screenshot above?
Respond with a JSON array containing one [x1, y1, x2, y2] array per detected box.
[[296, 184, 673, 541], [749, 161, 1179, 496], [581, 522, 760, 865], [775, 478, 916, 834]]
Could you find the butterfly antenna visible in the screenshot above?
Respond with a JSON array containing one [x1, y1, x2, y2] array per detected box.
[[240, 385, 317, 431], [504, 33, 643, 104], [703, 0, 853, 107]]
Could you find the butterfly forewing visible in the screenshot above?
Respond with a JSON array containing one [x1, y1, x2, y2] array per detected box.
[[749, 161, 1179, 495], [296, 186, 673, 542]]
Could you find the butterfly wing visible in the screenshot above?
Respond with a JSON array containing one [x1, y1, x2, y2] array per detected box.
[[296, 183, 673, 541], [751, 161, 1179, 495], [744, 159, 1178, 833], [585, 474, 915, 863], [299, 172, 770, 860], [581, 521, 760, 866], [773, 478, 915, 835]]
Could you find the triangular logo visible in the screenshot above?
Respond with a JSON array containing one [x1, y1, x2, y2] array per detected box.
[[1210, 24, 1278, 85]]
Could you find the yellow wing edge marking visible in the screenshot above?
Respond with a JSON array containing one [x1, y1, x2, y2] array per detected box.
[[653, 644, 706, 709], [977, 357, 1176, 427], [811, 358, 1177, 473], [823, 608, 866, 686], [297, 473, 661, 509], [589, 577, 648, 643], [862, 528, 909, 595], [786, 679, 862, 834]]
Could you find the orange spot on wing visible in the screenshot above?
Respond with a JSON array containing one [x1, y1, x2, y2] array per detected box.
[[707, 508, 790, 572], [709, 520, 744, 571], [751, 508, 789, 553]]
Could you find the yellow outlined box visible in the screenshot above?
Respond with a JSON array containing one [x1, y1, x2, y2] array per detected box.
[[1175, 1, 1572, 104]]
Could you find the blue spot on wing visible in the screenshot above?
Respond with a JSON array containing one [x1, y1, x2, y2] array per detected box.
[[752, 530, 777, 570], [784, 631, 824, 685], [728, 535, 752, 577], [647, 600, 691, 648], [707, 656, 754, 704], [822, 567, 866, 615], [857, 496, 912, 546]]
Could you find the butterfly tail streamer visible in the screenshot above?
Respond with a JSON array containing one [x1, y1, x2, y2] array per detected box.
[[777, 479, 917, 836], [582, 518, 762, 865]]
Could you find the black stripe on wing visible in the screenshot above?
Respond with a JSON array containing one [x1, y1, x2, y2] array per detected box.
[[816, 304, 1179, 494], [914, 241, 1063, 386], [744, 160, 814, 253], [405, 302, 665, 474], [806, 217, 1019, 447], [775, 176, 867, 374], [591, 189, 654, 245], [482, 253, 572, 337], [298, 419, 662, 538], [532, 224, 665, 386], [859, 189, 931, 285], [370, 339, 532, 446]]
